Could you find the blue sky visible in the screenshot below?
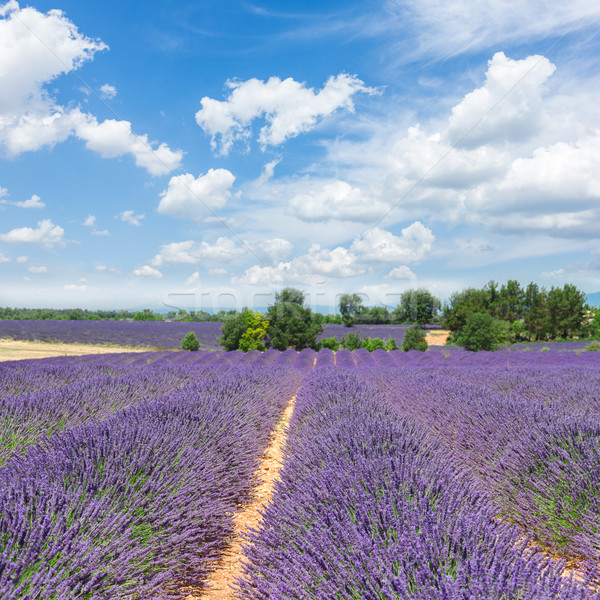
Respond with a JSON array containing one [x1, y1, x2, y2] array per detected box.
[[1, 0, 599, 311]]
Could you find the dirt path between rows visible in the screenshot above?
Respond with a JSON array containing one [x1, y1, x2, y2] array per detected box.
[[0, 338, 158, 362], [184, 388, 299, 599]]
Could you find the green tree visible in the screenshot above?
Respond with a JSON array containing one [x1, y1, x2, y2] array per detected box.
[[546, 284, 586, 339], [220, 308, 257, 351], [276, 287, 305, 305], [393, 289, 441, 325], [523, 282, 547, 341], [401, 326, 428, 352], [339, 293, 365, 327], [266, 291, 323, 350], [181, 332, 200, 351], [238, 312, 269, 351], [453, 312, 510, 351], [441, 288, 490, 331]]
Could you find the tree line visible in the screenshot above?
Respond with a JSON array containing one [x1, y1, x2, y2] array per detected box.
[[443, 280, 596, 342]]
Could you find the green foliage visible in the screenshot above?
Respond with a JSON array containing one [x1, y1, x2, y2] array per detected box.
[[442, 280, 588, 342], [238, 312, 269, 352], [453, 312, 510, 352], [584, 341, 600, 352], [275, 287, 305, 305], [320, 337, 340, 351], [392, 289, 441, 325], [221, 308, 255, 351], [181, 332, 200, 351], [401, 325, 428, 352], [133, 310, 162, 321], [321, 335, 399, 352], [266, 292, 323, 351], [339, 293, 365, 327]]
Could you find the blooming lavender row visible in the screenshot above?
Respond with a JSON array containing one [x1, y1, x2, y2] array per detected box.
[[239, 367, 595, 599], [368, 358, 600, 569], [0, 361, 234, 465], [0, 319, 225, 349], [0, 362, 302, 599]]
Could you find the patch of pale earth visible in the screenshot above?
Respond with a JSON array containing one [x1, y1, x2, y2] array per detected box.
[[0, 338, 156, 362], [425, 329, 451, 346]]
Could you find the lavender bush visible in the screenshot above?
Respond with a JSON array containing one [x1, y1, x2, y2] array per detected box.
[[238, 367, 597, 598]]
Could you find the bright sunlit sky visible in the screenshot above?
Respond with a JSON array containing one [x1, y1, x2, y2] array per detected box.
[[1, 0, 599, 311]]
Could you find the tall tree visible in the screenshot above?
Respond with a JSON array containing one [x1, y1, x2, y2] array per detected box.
[[339, 293, 365, 327]]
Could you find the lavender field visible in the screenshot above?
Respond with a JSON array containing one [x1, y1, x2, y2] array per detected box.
[[1, 348, 600, 598], [0, 319, 593, 353]]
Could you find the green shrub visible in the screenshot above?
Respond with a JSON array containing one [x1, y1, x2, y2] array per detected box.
[[340, 332, 361, 351], [584, 341, 600, 352], [181, 332, 200, 351], [401, 326, 428, 352], [453, 312, 509, 352], [320, 337, 340, 351]]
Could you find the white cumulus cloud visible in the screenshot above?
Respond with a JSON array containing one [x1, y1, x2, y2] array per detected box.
[[133, 265, 163, 278], [27, 265, 47, 274], [158, 169, 235, 222], [119, 210, 145, 226], [287, 180, 387, 222], [99, 83, 117, 99], [351, 223, 435, 264], [0, 3, 182, 175], [196, 74, 377, 154], [387, 266, 417, 280], [150, 237, 245, 267], [0, 252, 10, 263], [0, 218, 65, 247], [445, 52, 556, 148], [10, 194, 45, 209]]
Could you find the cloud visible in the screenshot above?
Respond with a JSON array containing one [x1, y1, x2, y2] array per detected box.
[[133, 265, 163, 278], [351, 223, 435, 263], [445, 52, 556, 148], [0, 218, 65, 247], [91, 229, 110, 236], [99, 83, 117, 99], [11, 194, 45, 209], [76, 117, 183, 176], [255, 238, 293, 263], [158, 169, 235, 221], [0, 252, 10, 263], [83, 214, 96, 227], [195, 74, 377, 154], [235, 244, 364, 286], [387, 265, 417, 280], [150, 237, 245, 267], [384, 0, 600, 60], [287, 180, 387, 222], [119, 210, 145, 226], [15, 255, 27, 263], [95, 265, 120, 273], [27, 265, 47, 274], [0, 3, 182, 175], [186, 271, 200, 286], [64, 283, 87, 291]]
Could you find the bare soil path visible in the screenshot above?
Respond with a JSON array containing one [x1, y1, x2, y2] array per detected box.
[[183, 388, 300, 600], [0, 338, 157, 362], [425, 329, 450, 346]]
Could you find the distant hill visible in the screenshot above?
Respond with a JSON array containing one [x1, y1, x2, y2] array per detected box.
[[586, 292, 600, 308]]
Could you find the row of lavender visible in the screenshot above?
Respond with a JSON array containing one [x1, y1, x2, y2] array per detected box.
[[239, 366, 596, 598], [368, 357, 600, 569], [0, 353, 306, 599]]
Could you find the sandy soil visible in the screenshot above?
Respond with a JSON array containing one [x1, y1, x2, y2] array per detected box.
[[0, 338, 156, 362], [425, 329, 451, 346]]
